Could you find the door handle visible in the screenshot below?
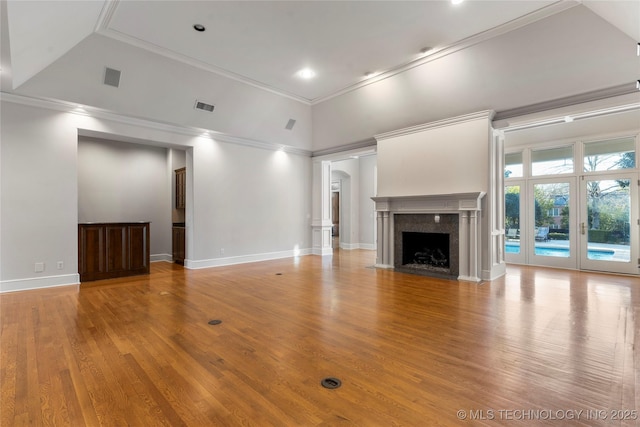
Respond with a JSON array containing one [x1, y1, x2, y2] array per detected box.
[[580, 222, 586, 235]]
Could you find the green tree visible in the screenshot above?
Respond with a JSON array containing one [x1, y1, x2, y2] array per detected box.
[[505, 192, 520, 228]]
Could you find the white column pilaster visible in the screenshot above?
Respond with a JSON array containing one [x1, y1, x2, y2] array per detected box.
[[311, 160, 333, 256]]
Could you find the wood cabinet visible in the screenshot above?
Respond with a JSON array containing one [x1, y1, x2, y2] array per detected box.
[[78, 222, 150, 282], [175, 167, 186, 209], [172, 226, 185, 265]]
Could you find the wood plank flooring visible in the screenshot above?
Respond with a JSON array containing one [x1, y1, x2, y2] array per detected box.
[[1, 249, 638, 426]]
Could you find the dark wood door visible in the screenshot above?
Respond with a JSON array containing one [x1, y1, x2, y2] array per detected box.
[[172, 227, 185, 264], [332, 192, 339, 236]]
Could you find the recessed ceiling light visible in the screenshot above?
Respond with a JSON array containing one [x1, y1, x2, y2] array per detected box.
[[564, 116, 574, 123], [420, 47, 433, 55], [451, 0, 464, 5], [364, 71, 376, 78], [193, 24, 206, 32], [297, 68, 316, 79]]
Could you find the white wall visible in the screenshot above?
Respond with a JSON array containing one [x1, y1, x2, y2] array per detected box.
[[377, 116, 491, 197], [358, 155, 377, 249], [1, 102, 79, 288], [77, 136, 172, 258], [188, 138, 312, 267], [0, 99, 313, 291]]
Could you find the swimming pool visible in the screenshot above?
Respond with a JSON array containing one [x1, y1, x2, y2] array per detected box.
[[505, 243, 616, 260]]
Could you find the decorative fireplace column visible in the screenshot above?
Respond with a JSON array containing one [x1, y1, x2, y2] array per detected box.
[[372, 192, 485, 282]]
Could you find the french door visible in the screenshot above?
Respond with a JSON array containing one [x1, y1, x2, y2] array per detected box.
[[506, 174, 639, 275], [579, 173, 639, 275], [528, 178, 577, 270]]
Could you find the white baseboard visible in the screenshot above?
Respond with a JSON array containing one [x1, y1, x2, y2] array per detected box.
[[185, 248, 313, 269], [312, 247, 333, 256], [151, 253, 172, 262], [338, 242, 376, 250], [482, 262, 507, 281], [0, 274, 80, 293]]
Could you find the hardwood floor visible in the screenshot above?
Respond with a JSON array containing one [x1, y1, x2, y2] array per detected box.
[[1, 250, 638, 426]]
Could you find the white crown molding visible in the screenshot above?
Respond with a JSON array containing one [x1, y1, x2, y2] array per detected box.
[[0, 91, 312, 156], [374, 110, 495, 141], [94, 0, 120, 32], [94, 1, 578, 106], [312, 138, 377, 159], [494, 83, 640, 122]]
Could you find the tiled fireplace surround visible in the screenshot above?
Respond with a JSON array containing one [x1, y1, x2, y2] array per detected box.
[[372, 192, 485, 282]]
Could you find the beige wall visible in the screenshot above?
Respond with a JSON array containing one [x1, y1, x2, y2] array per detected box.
[[376, 115, 491, 197]]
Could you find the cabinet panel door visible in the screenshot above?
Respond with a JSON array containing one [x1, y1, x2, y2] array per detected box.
[[128, 224, 149, 272], [175, 168, 186, 209], [79, 225, 104, 276], [106, 225, 128, 272]]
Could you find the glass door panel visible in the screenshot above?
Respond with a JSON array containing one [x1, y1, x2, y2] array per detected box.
[[529, 178, 576, 269], [580, 174, 639, 274], [505, 183, 525, 264]]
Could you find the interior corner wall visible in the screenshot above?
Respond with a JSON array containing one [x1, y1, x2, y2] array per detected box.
[[77, 136, 172, 258]]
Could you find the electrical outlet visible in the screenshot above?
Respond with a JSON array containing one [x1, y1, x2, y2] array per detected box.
[[34, 262, 45, 273], [220, 248, 225, 255], [57, 261, 64, 270]]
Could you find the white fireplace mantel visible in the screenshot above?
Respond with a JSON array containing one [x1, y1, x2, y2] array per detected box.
[[372, 192, 486, 282], [372, 192, 485, 214]]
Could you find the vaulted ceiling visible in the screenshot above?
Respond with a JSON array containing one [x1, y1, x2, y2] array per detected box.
[[1, 0, 639, 151]]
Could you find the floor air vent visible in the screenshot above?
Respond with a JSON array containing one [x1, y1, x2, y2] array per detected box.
[[195, 100, 215, 112]]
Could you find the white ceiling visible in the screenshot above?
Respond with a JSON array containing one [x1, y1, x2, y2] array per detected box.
[[102, 0, 561, 102], [4, 0, 637, 104]]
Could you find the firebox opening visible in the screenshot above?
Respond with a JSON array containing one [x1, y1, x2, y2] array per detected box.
[[402, 232, 450, 270]]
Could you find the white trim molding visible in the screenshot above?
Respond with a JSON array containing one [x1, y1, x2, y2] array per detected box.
[[184, 249, 312, 269], [0, 274, 80, 293], [375, 110, 495, 141]]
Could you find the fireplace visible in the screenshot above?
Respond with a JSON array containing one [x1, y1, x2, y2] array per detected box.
[[402, 232, 449, 269], [402, 232, 449, 270], [372, 192, 485, 282], [394, 214, 459, 279]]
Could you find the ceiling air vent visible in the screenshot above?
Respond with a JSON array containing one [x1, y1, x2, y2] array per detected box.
[[103, 67, 121, 88], [285, 119, 296, 130], [195, 100, 215, 112]]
